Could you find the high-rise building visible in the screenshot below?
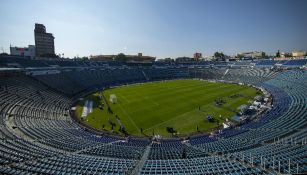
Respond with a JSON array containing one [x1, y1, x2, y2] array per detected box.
[[34, 23, 55, 57]]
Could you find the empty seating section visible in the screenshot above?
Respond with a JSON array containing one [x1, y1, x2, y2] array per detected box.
[[189, 134, 217, 145], [0, 139, 58, 165], [32, 67, 190, 95], [0, 56, 306, 175], [256, 60, 277, 67], [282, 59, 307, 66], [190, 68, 279, 85], [149, 140, 208, 160], [80, 141, 147, 159], [1, 154, 137, 175], [228, 143, 307, 174], [141, 156, 266, 175], [0, 56, 48, 67], [1, 55, 306, 69]]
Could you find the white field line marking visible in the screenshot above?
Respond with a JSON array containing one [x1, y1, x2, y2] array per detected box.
[[117, 102, 140, 132], [120, 94, 130, 103], [143, 109, 199, 132], [126, 83, 234, 115], [144, 96, 159, 106]]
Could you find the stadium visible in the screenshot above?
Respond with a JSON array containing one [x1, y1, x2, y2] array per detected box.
[[0, 56, 306, 174], [1, 0, 307, 174]]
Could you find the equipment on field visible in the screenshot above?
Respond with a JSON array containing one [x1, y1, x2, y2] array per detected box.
[[207, 115, 214, 122], [110, 94, 117, 104]]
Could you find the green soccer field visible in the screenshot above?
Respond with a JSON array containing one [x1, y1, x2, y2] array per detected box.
[[75, 79, 260, 137]]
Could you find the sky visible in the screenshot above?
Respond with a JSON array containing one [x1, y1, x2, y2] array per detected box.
[[0, 0, 306, 59]]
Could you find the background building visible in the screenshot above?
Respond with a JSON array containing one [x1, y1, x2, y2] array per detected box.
[[175, 56, 194, 62], [90, 55, 115, 61], [34, 23, 55, 57], [10, 45, 35, 58], [292, 50, 305, 57], [90, 53, 156, 62], [238, 51, 262, 58]]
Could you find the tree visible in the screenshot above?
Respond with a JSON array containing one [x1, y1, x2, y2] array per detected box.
[[276, 50, 280, 57], [305, 52, 307, 57], [236, 54, 244, 60], [81, 56, 89, 60], [214, 52, 227, 61], [214, 52, 218, 58], [115, 53, 127, 61], [214, 52, 225, 59], [261, 52, 266, 58]]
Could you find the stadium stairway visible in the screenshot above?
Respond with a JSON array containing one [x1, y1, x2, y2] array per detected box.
[[128, 143, 152, 175], [183, 142, 273, 175]]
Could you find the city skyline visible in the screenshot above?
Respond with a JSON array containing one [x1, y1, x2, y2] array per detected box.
[[0, 0, 307, 59]]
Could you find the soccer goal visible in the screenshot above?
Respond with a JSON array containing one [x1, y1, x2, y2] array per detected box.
[[110, 94, 117, 104]]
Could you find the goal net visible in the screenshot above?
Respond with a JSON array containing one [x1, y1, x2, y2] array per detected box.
[[110, 94, 117, 104]]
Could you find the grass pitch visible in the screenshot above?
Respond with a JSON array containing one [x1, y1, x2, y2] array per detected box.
[[76, 79, 259, 137]]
